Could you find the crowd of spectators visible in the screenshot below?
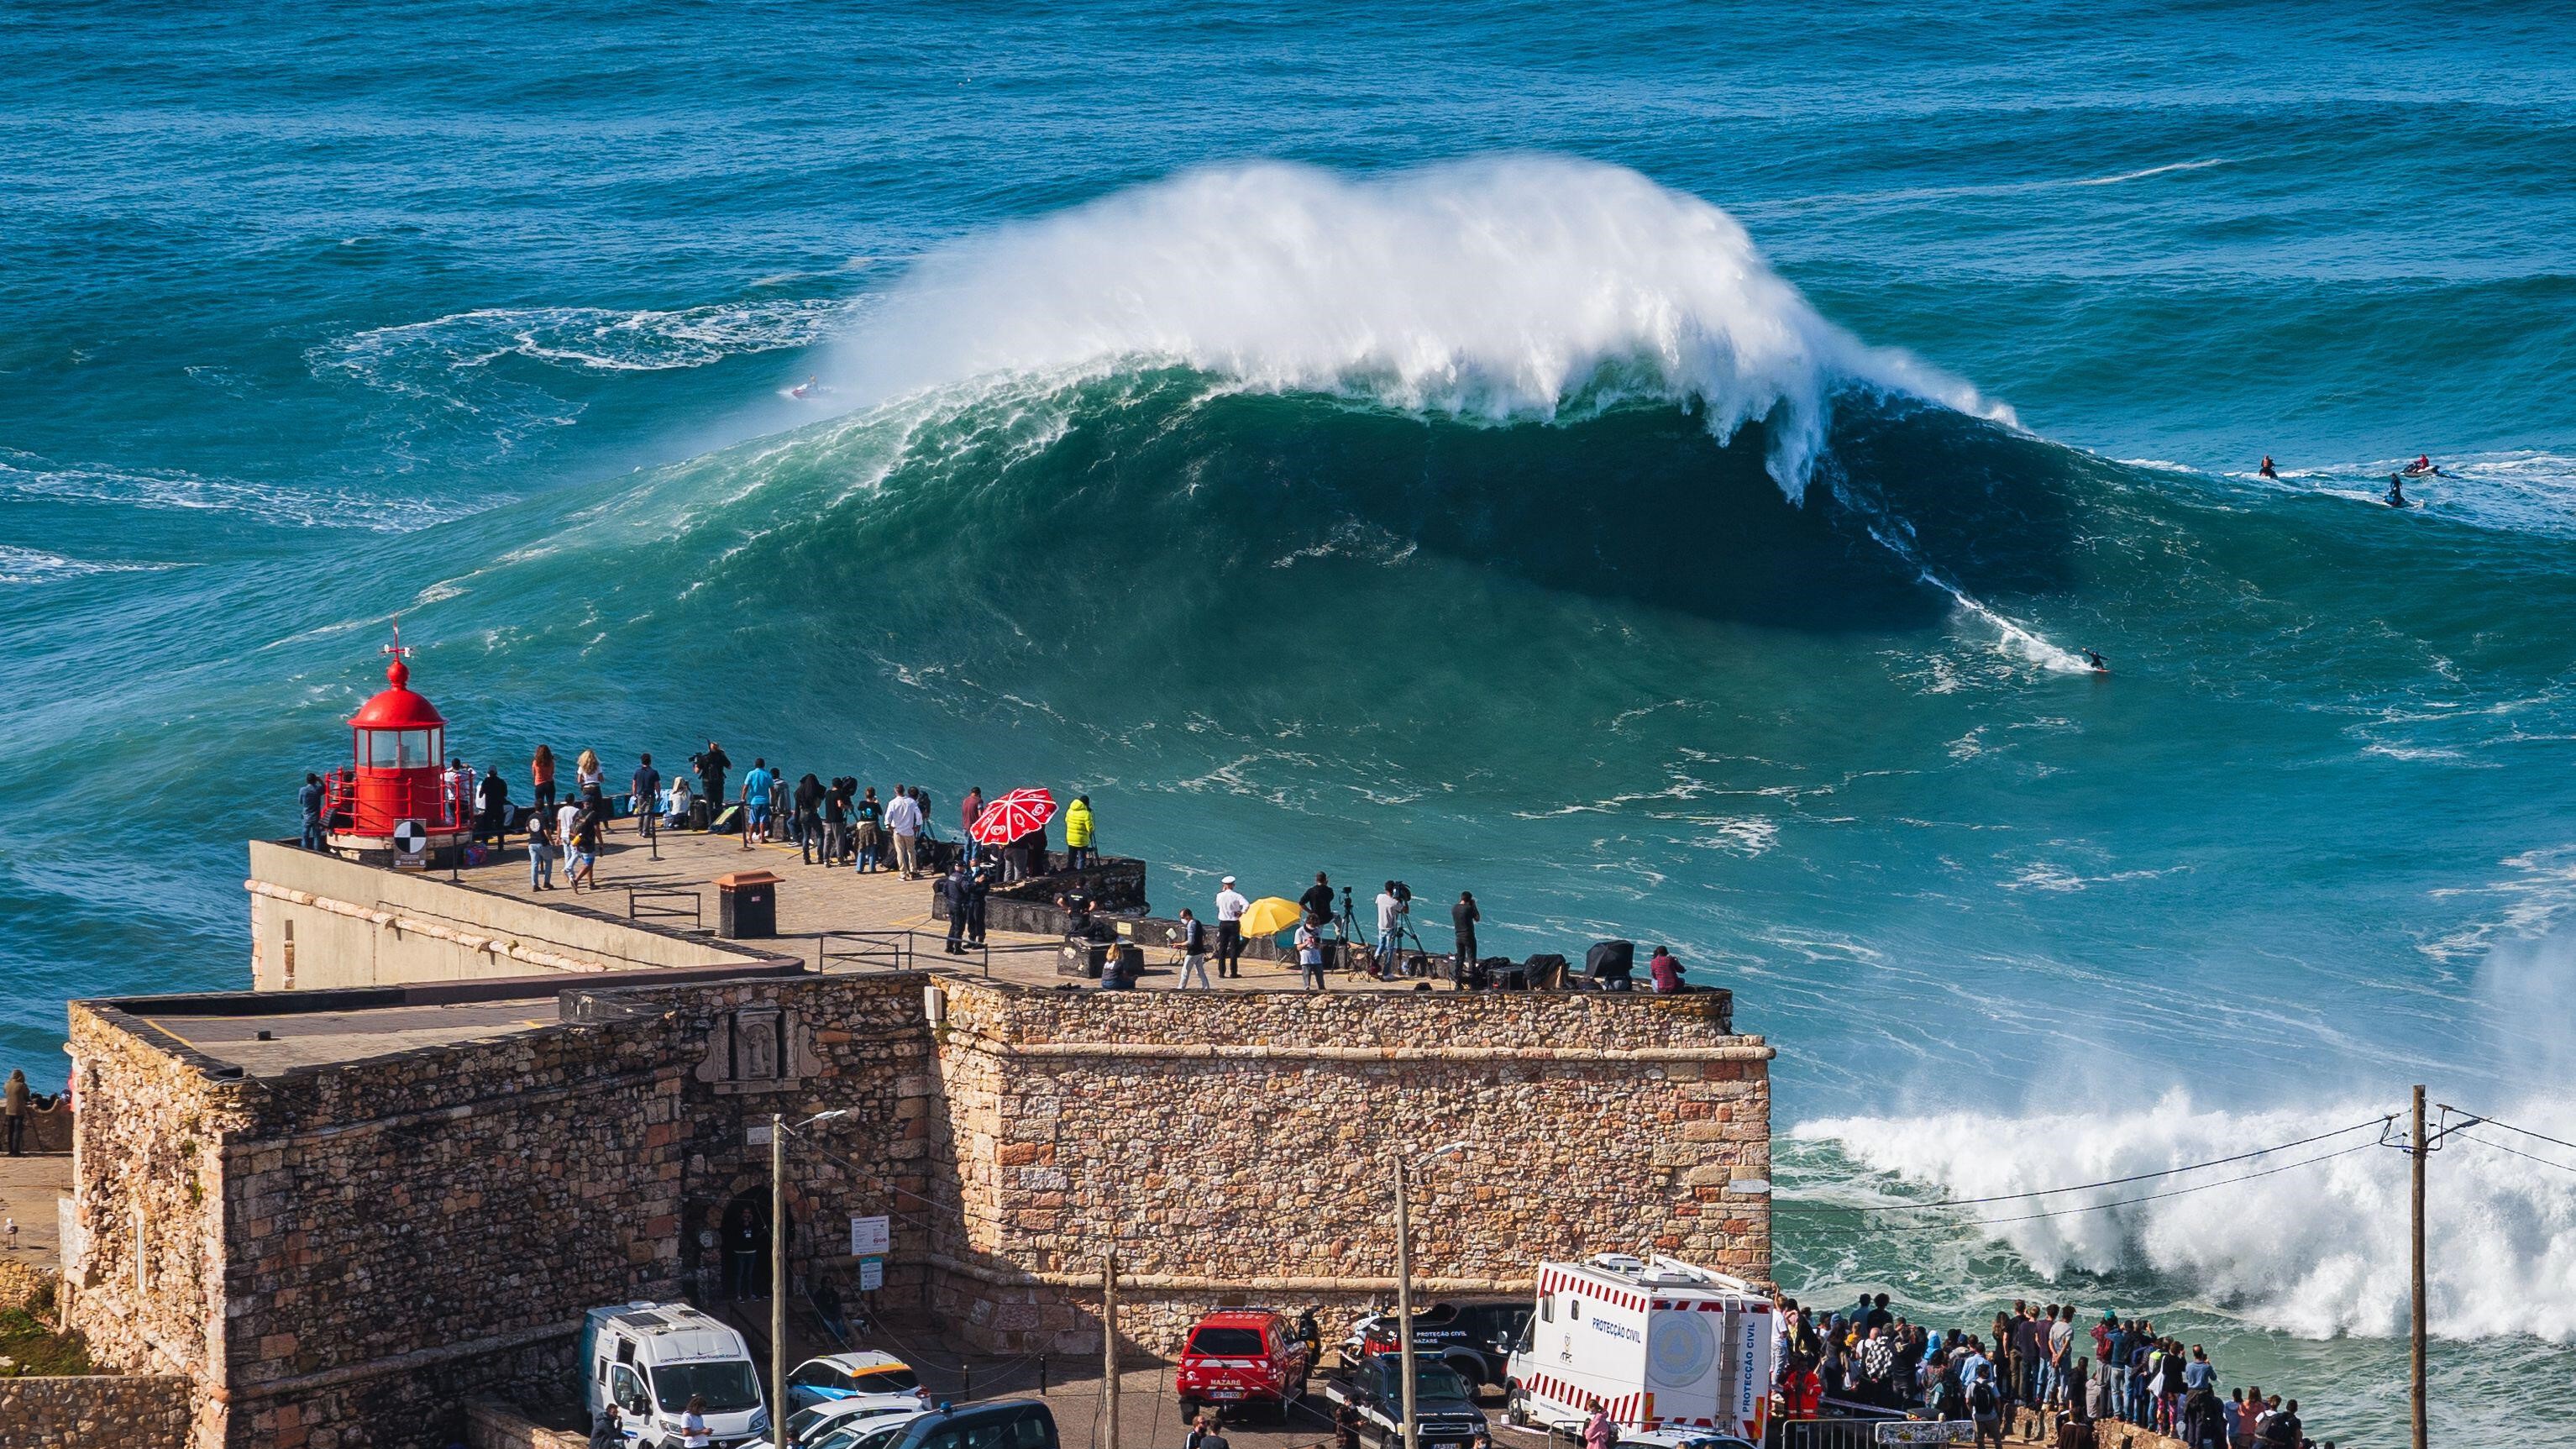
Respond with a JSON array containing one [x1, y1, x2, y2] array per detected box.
[[1775, 1294, 2331, 1449]]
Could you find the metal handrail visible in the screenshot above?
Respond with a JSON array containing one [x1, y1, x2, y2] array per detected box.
[[626, 887, 705, 929], [816, 929, 919, 974]]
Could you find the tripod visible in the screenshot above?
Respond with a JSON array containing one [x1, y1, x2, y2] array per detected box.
[[1343, 888, 1428, 978]]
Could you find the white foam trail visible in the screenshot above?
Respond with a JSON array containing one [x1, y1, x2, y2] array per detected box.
[[2070, 158, 2231, 186], [0, 449, 469, 533], [326, 298, 850, 381], [1792, 927, 2576, 1342], [0, 546, 172, 585], [832, 157, 2013, 496]]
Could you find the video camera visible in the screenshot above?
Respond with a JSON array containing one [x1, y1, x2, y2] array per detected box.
[[1388, 880, 1412, 906]]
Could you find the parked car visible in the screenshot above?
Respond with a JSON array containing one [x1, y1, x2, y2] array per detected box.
[[884, 1399, 1058, 1449], [1322, 1347, 1488, 1449], [805, 1409, 930, 1449], [789, 1403, 926, 1449], [1174, 1309, 1314, 1424], [1345, 1299, 1534, 1390], [787, 1351, 929, 1414]]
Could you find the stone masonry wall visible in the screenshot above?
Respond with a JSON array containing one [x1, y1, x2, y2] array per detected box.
[[61, 1004, 255, 1449], [212, 1023, 690, 1449], [0, 1374, 192, 1449], [66, 998, 692, 1449], [568, 973, 940, 1311], [62, 966, 1767, 1443], [927, 980, 1772, 1354]]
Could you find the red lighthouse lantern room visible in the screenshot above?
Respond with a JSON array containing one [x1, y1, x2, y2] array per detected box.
[[323, 630, 467, 861]]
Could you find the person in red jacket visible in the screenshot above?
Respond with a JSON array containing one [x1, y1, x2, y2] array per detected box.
[[1776, 1357, 1823, 1420]]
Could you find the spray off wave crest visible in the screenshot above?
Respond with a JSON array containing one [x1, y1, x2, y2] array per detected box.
[[832, 157, 2012, 493]]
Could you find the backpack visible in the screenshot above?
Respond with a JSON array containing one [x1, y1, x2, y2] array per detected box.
[[1970, 1382, 1996, 1416]]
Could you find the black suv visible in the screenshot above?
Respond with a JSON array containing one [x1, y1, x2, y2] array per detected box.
[[1346, 1300, 1534, 1390], [1324, 1353, 1488, 1449]]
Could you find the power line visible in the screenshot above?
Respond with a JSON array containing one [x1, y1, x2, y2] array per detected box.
[[2459, 1111, 2576, 1159], [1801, 1114, 2392, 1212], [2453, 1131, 2576, 1179], [1854, 1140, 2381, 1232]]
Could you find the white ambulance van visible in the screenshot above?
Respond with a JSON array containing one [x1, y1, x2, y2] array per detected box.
[[1503, 1255, 1771, 1446], [580, 1301, 771, 1447]]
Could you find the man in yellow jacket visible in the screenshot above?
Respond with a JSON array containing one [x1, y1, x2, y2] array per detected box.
[[1063, 795, 1096, 869]]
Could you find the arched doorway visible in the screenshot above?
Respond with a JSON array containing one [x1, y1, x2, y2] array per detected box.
[[718, 1185, 796, 1302]]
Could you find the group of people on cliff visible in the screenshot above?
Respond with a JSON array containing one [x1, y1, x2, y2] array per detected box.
[[307, 737, 1104, 890], [1776, 1294, 2327, 1449]]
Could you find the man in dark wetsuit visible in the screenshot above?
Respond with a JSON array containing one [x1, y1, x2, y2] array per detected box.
[[2387, 473, 2408, 507]]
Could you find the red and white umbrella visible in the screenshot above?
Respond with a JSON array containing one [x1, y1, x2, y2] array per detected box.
[[969, 787, 1057, 845]]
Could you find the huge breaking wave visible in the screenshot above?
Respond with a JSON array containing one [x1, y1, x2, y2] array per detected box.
[[822, 156, 2016, 494]]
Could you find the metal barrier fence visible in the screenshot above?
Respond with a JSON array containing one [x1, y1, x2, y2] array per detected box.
[[1771, 1419, 1893, 1449], [817, 930, 918, 974], [626, 887, 704, 929]]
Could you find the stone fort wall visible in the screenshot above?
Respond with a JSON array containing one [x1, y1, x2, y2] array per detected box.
[[930, 983, 1771, 1354], [63, 971, 1769, 1447]]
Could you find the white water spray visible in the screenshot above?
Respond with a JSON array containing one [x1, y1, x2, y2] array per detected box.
[[833, 156, 2012, 495], [1791, 927, 2576, 1341]]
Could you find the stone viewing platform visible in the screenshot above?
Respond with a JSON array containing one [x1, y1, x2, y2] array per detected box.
[[249, 826, 1699, 1005], [37, 829, 1771, 1449]]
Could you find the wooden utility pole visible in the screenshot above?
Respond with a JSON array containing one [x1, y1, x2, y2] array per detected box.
[[2411, 1084, 2427, 1449], [774, 1112, 789, 1449], [1394, 1156, 1418, 1449], [1102, 1252, 1121, 1449]]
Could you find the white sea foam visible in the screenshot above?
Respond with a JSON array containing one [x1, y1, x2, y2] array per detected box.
[[0, 546, 172, 585], [830, 157, 2013, 494], [325, 298, 851, 382], [1791, 927, 2576, 1342], [0, 449, 466, 532], [2070, 158, 2231, 186]]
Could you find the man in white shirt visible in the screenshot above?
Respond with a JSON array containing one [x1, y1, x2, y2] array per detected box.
[[884, 787, 925, 878], [1373, 883, 1405, 977], [1214, 876, 1249, 979]]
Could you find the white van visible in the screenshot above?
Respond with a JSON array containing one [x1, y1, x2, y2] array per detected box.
[[1503, 1255, 1771, 1446], [582, 1301, 772, 1447]]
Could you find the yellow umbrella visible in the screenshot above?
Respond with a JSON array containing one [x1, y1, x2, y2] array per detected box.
[[1236, 896, 1304, 937]]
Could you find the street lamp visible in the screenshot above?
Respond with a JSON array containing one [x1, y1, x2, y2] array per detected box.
[[774, 1110, 849, 1449], [1394, 1142, 1468, 1449]]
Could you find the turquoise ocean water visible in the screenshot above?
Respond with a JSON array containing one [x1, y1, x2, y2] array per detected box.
[[5, 6, 2575, 1441]]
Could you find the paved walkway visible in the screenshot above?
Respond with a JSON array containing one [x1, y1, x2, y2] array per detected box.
[[0, 1154, 69, 1266], [454, 826, 1419, 995]]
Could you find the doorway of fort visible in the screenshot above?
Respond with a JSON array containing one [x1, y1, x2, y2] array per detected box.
[[718, 1186, 796, 1301]]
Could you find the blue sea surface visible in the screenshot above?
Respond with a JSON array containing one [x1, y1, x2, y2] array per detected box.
[[6, 6, 2575, 1441]]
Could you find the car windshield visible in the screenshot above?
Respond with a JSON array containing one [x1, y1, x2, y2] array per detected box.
[[854, 1368, 922, 1394], [653, 1358, 763, 1413], [789, 1407, 835, 1440], [1378, 1359, 1472, 1401], [853, 1421, 920, 1449], [1370, 1351, 1473, 1402], [1188, 1327, 1267, 1357]]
